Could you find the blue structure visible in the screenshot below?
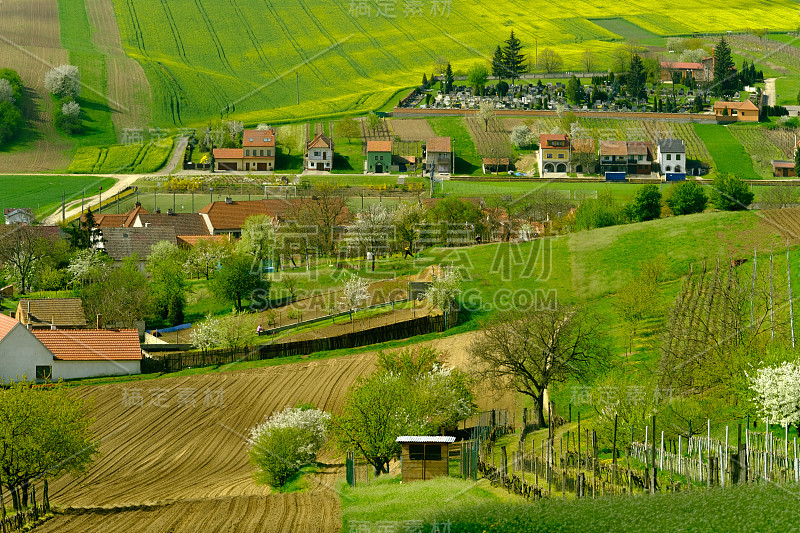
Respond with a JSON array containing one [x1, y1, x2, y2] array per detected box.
[[605, 172, 627, 182], [665, 173, 686, 181]]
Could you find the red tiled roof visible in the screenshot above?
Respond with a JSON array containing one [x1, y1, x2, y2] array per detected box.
[[713, 100, 758, 111], [243, 129, 276, 148], [539, 134, 570, 148], [0, 313, 18, 342], [367, 140, 393, 153], [199, 199, 302, 231], [307, 133, 333, 150], [772, 160, 795, 169], [661, 62, 703, 70], [124, 205, 149, 227], [426, 137, 451, 153], [213, 148, 243, 159], [32, 329, 142, 361], [93, 214, 127, 228], [599, 140, 628, 156], [627, 141, 652, 157]]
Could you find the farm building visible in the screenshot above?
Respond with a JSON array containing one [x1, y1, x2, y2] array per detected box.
[[482, 157, 510, 174], [213, 128, 277, 171], [396, 436, 455, 482], [15, 298, 87, 329], [305, 133, 334, 171], [657, 139, 686, 174], [713, 100, 759, 122], [366, 140, 392, 173], [0, 313, 142, 382], [660, 60, 713, 82], [3, 208, 35, 225], [772, 160, 796, 177], [538, 134, 570, 173], [425, 137, 453, 174]]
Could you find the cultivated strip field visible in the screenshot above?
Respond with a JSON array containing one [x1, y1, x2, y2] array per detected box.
[[389, 119, 435, 141], [35, 493, 340, 533], [0, 0, 72, 171]]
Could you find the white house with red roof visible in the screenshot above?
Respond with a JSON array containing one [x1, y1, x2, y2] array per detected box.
[[0, 312, 142, 382], [305, 133, 334, 171], [213, 128, 277, 171]]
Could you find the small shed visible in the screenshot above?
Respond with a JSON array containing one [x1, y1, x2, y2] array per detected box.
[[396, 435, 455, 482]]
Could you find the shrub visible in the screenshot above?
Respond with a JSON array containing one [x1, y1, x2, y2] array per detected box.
[[575, 191, 624, 230], [249, 406, 330, 488], [626, 185, 662, 222], [0, 100, 23, 145], [710, 173, 754, 211], [665, 181, 708, 215], [61, 100, 80, 117]]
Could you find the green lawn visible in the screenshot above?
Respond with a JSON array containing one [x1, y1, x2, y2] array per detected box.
[[0, 175, 116, 223], [422, 483, 800, 532], [693, 123, 761, 179], [775, 76, 800, 106]]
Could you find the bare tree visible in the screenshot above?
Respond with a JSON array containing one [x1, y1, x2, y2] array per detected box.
[[290, 183, 351, 257], [469, 305, 610, 427], [537, 48, 563, 74], [582, 49, 595, 73], [0, 225, 51, 294]]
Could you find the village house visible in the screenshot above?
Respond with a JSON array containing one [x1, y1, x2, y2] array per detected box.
[[15, 298, 87, 329], [538, 134, 570, 173], [96, 226, 178, 270], [3, 208, 35, 225], [713, 100, 759, 122], [0, 313, 142, 382], [570, 138, 596, 174], [305, 133, 334, 171], [366, 141, 392, 173], [599, 141, 654, 176], [198, 198, 302, 236], [425, 137, 453, 174], [213, 128, 277, 171], [657, 139, 687, 174]]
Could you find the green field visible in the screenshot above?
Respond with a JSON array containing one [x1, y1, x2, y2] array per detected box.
[[693, 123, 761, 179], [0, 175, 116, 223], [106, 0, 800, 128], [67, 139, 174, 173]]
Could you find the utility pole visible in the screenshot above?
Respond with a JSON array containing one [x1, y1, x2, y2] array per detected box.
[[62, 191, 65, 222], [296, 73, 300, 105]]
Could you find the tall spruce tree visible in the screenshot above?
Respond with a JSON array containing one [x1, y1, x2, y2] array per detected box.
[[626, 54, 647, 103], [502, 31, 528, 86], [444, 63, 454, 94], [712, 36, 736, 98], [491, 46, 507, 81]]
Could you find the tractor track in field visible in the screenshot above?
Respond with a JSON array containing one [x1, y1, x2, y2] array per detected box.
[[158, 0, 190, 66], [330, 2, 405, 71], [124, 0, 146, 55], [262, 0, 325, 81], [192, 0, 234, 73], [295, 0, 369, 79], [228, 0, 273, 74]]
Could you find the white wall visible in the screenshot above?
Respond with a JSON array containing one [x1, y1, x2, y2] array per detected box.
[[52, 360, 141, 381], [0, 325, 54, 383]]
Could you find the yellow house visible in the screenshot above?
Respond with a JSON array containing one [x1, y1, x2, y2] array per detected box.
[[713, 100, 759, 123], [539, 134, 570, 173]]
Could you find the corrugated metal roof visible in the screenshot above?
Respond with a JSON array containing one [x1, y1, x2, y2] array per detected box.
[[396, 436, 456, 443]]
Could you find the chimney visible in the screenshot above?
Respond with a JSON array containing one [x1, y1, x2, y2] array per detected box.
[[96, 314, 102, 329]]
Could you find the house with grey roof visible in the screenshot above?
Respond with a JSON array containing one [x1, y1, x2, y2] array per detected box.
[[656, 139, 687, 174]]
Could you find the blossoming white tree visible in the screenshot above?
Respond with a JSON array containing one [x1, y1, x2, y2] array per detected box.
[[44, 65, 81, 98], [749, 362, 800, 428], [341, 274, 370, 322], [424, 265, 461, 312], [248, 406, 331, 487]]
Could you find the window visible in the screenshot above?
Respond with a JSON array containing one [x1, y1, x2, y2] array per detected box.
[[314, 151, 320, 156], [260, 150, 264, 156], [665, 165, 671, 172], [666, 154, 671, 161], [558, 153, 564, 159], [245, 149, 250, 156], [267, 150, 272, 157], [36, 365, 51, 380], [408, 444, 442, 461], [546, 153, 553, 159], [409, 444, 424, 460], [638, 155, 643, 161], [676, 154, 681, 161]]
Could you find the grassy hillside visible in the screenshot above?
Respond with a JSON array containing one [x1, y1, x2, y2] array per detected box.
[[107, 0, 800, 127], [0, 175, 116, 222]]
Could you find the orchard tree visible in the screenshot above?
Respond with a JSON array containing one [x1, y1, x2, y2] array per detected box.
[[185, 239, 231, 279], [211, 254, 270, 310], [710, 173, 754, 211], [81, 256, 153, 328], [750, 362, 800, 430], [0, 381, 99, 512], [477, 100, 496, 132], [424, 265, 461, 312], [366, 111, 382, 131], [392, 202, 426, 250], [289, 183, 350, 257], [44, 64, 81, 98], [0, 79, 15, 104], [337, 117, 361, 143], [510, 125, 534, 148], [66, 248, 107, 287], [249, 406, 330, 488], [344, 205, 391, 271], [666, 181, 708, 215], [0, 224, 51, 294], [238, 214, 277, 266], [538, 48, 563, 74], [469, 305, 610, 427], [340, 273, 370, 321], [147, 241, 188, 325], [333, 347, 474, 475]]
